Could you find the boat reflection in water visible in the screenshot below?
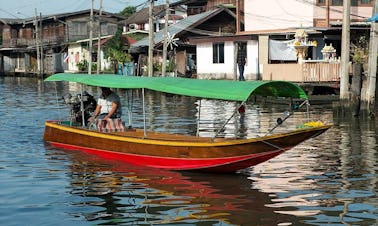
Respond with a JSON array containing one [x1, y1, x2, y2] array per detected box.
[[50, 148, 304, 225], [245, 109, 378, 225]]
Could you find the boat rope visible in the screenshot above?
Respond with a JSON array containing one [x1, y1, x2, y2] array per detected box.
[[258, 99, 310, 151], [264, 99, 309, 136], [260, 139, 286, 152]]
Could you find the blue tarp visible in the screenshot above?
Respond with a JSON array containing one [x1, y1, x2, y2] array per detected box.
[[366, 13, 378, 22], [118, 63, 134, 76]]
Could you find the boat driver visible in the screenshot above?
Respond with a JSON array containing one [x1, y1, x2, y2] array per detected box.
[[89, 87, 122, 122]]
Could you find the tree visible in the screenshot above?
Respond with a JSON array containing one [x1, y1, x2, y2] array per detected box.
[[119, 6, 136, 19], [103, 29, 132, 74]]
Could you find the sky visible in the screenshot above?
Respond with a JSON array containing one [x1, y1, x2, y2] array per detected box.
[[0, 0, 174, 18]]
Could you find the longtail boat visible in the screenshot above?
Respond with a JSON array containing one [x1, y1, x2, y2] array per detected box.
[[44, 74, 331, 173]]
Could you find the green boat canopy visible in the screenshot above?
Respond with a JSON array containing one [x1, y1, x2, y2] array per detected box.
[[45, 73, 308, 101]]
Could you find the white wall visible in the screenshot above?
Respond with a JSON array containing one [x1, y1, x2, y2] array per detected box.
[[196, 40, 259, 80], [245, 0, 314, 32], [246, 40, 259, 79], [197, 41, 234, 79], [66, 43, 90, 72]]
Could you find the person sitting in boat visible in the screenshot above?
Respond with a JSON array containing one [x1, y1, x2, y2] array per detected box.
[[89, 87, 122, 122]]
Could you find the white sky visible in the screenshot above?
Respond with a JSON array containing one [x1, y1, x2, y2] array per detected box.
[[0, 0, 175, 18]]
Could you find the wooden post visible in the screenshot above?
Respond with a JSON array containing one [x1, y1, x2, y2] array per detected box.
[[35, 8, 40, 77], [162, 0, 169, 77], [339, 0, 351, 100], [351, 63, 362, 116], [236, 0, 240, 33], [96, 0, 103, 74], [40, 12, 44, 77], [365, 0, 378, 112], [88, 0, 94, 75], [148, 0, 155, 77], [325, 0, 330, 27]]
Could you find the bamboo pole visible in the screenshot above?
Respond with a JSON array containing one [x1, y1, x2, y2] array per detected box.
[[96, 0, 103, 74], [88, 0, 94, 75], [35, 8, 40, 77], [162, 0, 169, 77], [148, 0, 154, 77]]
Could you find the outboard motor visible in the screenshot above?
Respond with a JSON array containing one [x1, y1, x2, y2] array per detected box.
[[63, 91, 97, 126]]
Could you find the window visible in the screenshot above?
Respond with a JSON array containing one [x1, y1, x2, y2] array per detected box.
[[361, 0, 372, 4], [332, 0, 343, 6], [213, 43, 224, 64], [317, 0, 325, 5], [352, 0, 358, 6], [72, 22, 87, 36]]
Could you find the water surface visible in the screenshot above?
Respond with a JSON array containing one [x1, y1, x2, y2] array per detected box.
[[0, 77, 377, 225]]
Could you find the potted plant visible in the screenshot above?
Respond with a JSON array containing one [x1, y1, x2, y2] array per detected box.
[[76, 59, 88, 72]]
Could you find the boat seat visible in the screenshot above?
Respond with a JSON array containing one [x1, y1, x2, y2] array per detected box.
[[96, 118, 125, 132]]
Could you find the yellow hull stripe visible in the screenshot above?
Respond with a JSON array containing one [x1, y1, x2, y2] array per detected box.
[[45, 121, 331, 147]]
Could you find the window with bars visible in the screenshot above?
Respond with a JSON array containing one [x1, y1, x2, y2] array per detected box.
[[213, 43, 224, 64]]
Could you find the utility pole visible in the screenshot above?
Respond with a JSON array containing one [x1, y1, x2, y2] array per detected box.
[[148, 0, 155, 77], [365, 0, 378, 111], [88, 0, 94, 74], [35, 8, 40, 77], [162, 0, 169, 77], [96, 0, 103, 74], [339, 0, 351, 100]]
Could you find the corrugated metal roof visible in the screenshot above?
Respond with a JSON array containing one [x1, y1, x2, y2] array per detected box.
[[131, 8, 224, 48]]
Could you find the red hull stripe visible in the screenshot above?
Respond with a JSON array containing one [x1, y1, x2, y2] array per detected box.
[[48, 141, 288, 171]]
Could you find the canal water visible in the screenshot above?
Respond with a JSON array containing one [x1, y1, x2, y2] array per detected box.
[[0, 77, 377, 226]]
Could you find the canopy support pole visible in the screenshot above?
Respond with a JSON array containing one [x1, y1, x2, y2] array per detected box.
[[80, 84, 85, 127], [213, 101, 245, 140], [126, 89, 133, 128], [196, 99, 201, 136], [142, 88, 147, 138]]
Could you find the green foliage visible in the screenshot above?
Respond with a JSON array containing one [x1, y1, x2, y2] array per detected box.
[[108, 49, 132, 64], [103, 29, 132, 72], [76, 59, 97, 71], [166, 59, 175, 72], [127, 32, 148, 41], [77, 59, 88, 71], [153, 62, 162, 72], [351, 36, 369, 64], [103, 29, 124, 58], [119, 6, 136, 19]]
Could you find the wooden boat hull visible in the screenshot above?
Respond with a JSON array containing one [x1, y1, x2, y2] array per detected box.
[[44, 121, 331, 173]]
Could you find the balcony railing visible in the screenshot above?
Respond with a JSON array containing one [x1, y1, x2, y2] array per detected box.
[[1, 36, 66, 48], [262, 62, 341, 83]]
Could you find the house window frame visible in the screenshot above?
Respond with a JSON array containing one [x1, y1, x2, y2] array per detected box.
[[213, 42, 225, 64], [317, 0, 325, 6], [360, 0, 372, 5], [331, 0, 343, 6]]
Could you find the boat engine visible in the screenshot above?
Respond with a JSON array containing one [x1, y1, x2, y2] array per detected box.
[[63, 91, 97, 125]]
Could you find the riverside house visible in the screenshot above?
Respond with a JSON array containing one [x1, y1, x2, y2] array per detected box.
[[0, 10, 124, 76]]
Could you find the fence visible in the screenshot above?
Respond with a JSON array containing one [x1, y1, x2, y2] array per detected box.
[[262, 62, 341, 83]]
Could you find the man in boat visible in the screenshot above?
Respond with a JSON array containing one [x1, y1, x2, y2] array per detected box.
[[89, 87, 122, 122]]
